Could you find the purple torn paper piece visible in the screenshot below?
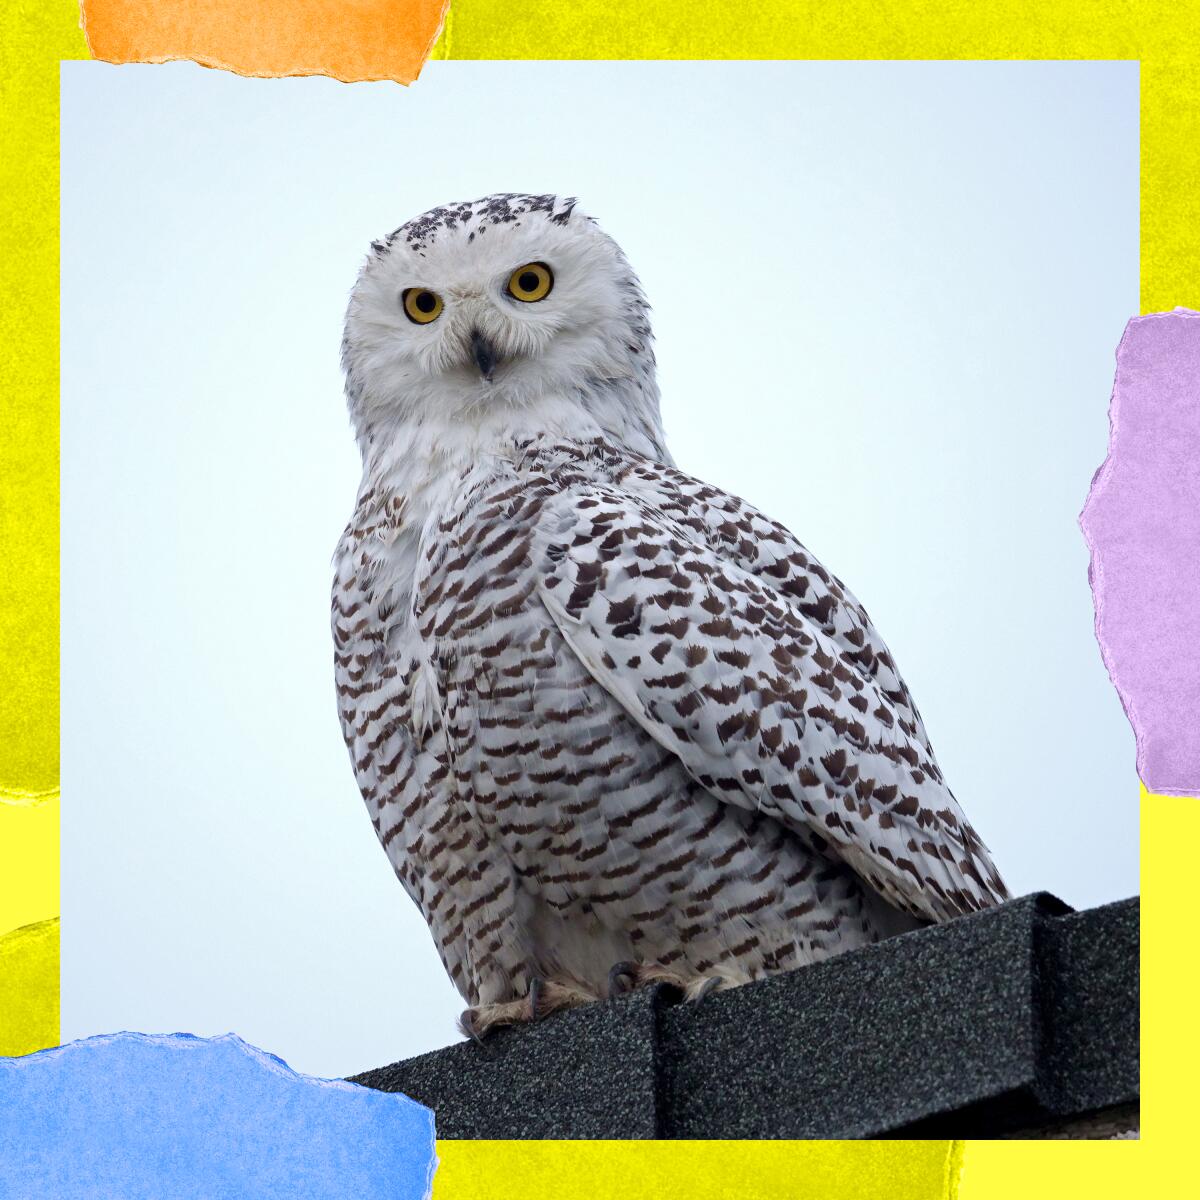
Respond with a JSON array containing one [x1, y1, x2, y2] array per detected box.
[[0, 1031, 437, 1199], [1079, 308, 1200, 797]]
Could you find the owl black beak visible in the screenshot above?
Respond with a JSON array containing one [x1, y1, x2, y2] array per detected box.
[[470, 330, 501, 382]]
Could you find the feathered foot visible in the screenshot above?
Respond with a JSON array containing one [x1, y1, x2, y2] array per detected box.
[[458, 977, 595, 1041], [605, 960, 743, 1001]]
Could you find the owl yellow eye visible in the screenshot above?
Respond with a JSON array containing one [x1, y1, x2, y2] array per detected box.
[[402, 288, 443, 324], [506, 262, 553, 303]]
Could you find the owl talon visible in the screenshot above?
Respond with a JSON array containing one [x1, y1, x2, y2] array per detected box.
[[693, 976, 722, 1002], [528, 976, 545, 1019], [458, 1008, 494, 1056], [607, 961, 640, 998]]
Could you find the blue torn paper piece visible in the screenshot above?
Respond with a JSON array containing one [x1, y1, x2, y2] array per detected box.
[[0, 1031, 436, 1199]]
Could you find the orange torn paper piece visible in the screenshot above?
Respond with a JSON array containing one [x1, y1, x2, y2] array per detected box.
[[79, 0, 449, 84]]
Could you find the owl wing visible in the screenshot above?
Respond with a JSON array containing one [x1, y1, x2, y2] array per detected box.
[[533, 467, 1008, 923]]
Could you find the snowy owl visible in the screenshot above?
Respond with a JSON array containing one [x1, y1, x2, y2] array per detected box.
[[333, 193, 1009, 1039]]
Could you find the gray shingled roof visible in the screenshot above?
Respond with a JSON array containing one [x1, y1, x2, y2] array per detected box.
[[350, 893, 1138, 1138]]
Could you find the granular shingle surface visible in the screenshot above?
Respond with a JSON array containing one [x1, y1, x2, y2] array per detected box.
[[350, 893, 1138, 1139], [351, 985, 668, 1138]]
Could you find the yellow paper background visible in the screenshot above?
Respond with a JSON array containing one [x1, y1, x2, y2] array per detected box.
[[0, 0, 85, 1053], [0, 796, 59, 938], [4, 0, 1191, 1194], [0, 918, 60, 1056], [433, 1140, 964, 1198]]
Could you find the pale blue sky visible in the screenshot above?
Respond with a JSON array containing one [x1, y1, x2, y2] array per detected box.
[[61, 59, 1138, 1078]]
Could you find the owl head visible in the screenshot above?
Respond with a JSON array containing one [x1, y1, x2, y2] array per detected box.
[[342, 193, 669, 463]]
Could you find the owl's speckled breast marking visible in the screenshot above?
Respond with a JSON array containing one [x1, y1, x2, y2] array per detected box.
[[334, 437, 1005, 1016]]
